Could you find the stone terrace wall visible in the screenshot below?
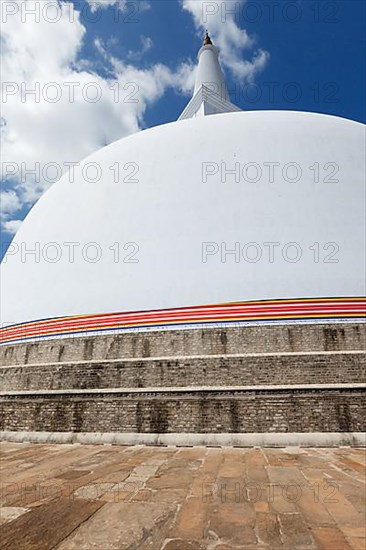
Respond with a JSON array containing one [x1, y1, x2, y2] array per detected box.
[[1, 323, 365, 366], [1, 323, 365, 444], [1, 352, 365, 392], [0, 389, 364, 434]]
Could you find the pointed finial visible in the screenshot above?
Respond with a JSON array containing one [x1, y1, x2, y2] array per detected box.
[[203, 30, 213, 46]]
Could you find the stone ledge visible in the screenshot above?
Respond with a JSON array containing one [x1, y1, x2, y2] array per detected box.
[[1, 430, 365, 447], [1, 383, 365, 398]]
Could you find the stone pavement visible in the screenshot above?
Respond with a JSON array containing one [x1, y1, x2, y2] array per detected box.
[[0, 443, 365, 549]]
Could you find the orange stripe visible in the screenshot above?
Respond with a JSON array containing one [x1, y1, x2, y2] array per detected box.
[[1, 298, 365, 344]]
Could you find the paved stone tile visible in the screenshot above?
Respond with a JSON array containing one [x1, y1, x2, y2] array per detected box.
[[0, 506, 29, 526], [268, 486, 298, 514], [150, 488, 187, 504], [73, 482, 116, 501], [256, 511, 282, 546], [320, 490, 366, 538], [168, 495, 208, 540], [338, 457, 365, 476], [348, 450, 366, 466], [0, 497, 103, 550], [191, 449, 224, 499], [57, 502, 175, 549], [348, 537, 366, 549], [55, 470, 91, 480], [162, 540, 206, 549], [278, 512, 315, 547], [0, 443, 364, 548], [266, 465, 308, 485], [208, 502, 257, 546], [342, 486, 366, 517], [1, 446, 102, 490], [311, 526, 353, 549], [254, 501, 269, 513], [245, 448, 269, 484], [296, 491, 336, 527]]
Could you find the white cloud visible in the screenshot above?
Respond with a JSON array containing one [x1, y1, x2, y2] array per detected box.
[[86, 0, 151, 13], [0, 188, 23, 235], [87, 0, 126, 11], [137, 0, 151, 12], [0, 0, 268, 238], [0, 0, 194, 233], [182, 0, 269, 82], [2, 219, 23, 235], [0, 191, 22, 218], [127, 35, 154, 61], [141, 35, 154, 53]]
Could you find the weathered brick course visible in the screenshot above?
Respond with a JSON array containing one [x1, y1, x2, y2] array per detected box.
[[1, 323, 365, 367], [1, 352, 364, 391], [1, 323, 365, 438], [0, 390, 364, 433]]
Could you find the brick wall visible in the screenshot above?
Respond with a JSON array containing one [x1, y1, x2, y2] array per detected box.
[[1, 353, 364, 392], [1, 323, 365, 366], [1, 323, 364, 439], [0, 390, 364, 433]]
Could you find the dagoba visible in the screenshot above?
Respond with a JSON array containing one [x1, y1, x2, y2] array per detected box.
[[1, 33, 365, 447]]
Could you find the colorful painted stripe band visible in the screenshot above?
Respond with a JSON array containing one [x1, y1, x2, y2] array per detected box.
[[1, 298, 365, 345]]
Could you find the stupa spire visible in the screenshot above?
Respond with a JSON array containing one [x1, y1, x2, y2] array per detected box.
[[203, 30, 213, 46], [193, 31, 229, 100], [178, 31, 241, 120]]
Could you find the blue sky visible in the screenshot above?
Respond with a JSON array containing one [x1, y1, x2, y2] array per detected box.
[[1, 0, 365, 259], [76, 0, 366, 126]]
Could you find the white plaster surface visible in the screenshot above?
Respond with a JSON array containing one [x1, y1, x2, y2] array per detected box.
[[1, 111, 365, 326], [194, 44, 229, 100]]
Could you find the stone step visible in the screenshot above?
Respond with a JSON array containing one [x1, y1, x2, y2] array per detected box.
[[0, 386, 365, 435], [1, 351, 364, 392], [1, 323, 365, 366]]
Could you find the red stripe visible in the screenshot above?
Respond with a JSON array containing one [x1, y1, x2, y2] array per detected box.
[[2, 308, 364, 341], [3, 302, 365, 336], [2, 303, 364, 333], [3, 299, 363, 333], [1, 298, 365, 344]]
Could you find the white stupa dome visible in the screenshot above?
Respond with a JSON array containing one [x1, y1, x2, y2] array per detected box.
[[1, 35, 365, 343]]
